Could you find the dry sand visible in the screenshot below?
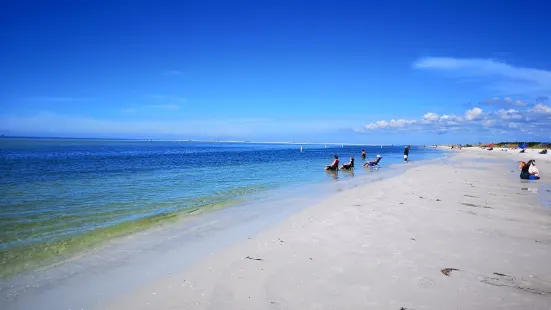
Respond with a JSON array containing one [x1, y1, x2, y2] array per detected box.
[[100, 151, 551, 310]]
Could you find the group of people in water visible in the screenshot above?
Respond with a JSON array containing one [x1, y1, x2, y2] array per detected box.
[[520, 160, 540, 180], [324, 146, 411, 171], [324, 148, 392, 171]]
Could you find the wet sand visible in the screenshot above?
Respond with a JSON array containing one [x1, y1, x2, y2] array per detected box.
[[99, 151, 551, 309]]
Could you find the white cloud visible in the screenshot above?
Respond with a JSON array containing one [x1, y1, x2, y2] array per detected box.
[[358, 103, 550, 139], [497, 109, 522, 120], [465, 107, 483, 121], [531, 104, 551, 113], [364, 119, 415, 130], [422, 112, 440, 122], [365, 120, 388, 129], [413, 57, 551, 94]]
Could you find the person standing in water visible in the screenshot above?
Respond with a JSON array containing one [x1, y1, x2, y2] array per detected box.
[[361, 149, 366, 160], [404, 145, 410, 162]]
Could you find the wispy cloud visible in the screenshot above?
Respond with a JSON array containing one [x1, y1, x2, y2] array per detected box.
[[413, 57, 551, 95], [120, 108, 138, 114], [0, 113, 351, 139], [480, 96, 528, 107], [163, 70, 185, 76], [148, 94, 186, 102], [147, 104, 180, 110], [118, 95, 187, 114], [23, 97, 90, 102]]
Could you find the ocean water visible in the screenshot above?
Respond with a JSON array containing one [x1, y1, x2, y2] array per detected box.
[[0, 138, 443, 278]]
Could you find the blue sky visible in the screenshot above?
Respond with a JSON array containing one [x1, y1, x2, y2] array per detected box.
[[1, 0, 550, 144]]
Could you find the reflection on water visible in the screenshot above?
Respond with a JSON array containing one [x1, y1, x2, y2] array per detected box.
[[340, 169, 355, 177], [325, 170, 338, 180]]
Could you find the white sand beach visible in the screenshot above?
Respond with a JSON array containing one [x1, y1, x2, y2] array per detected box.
[[99, 150, 551, 310]]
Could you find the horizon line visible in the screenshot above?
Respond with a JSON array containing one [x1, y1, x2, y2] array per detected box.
[[0, 135, 402, 146]]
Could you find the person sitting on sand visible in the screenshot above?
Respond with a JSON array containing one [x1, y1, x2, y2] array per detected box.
[[325, 155, 339, 171], [520, 160, 540, 180], [341, 156, 354, 170]]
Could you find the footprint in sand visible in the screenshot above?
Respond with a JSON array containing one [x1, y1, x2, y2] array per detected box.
[[416, 277, 435, 289], [481, 273, 551, 295]]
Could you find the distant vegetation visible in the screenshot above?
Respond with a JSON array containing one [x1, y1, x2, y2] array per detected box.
[[489, 142, 549, 149], [453, 142, 549, 148]]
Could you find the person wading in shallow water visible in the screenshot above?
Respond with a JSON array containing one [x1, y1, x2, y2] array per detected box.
[[404, 145, 410, 162], [325, 155, 339, 171]]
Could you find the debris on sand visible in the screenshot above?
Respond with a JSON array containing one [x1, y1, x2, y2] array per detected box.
[[245, 256, 264, 261], [461, 202, 493, 209], [441, 268, 460, 276]]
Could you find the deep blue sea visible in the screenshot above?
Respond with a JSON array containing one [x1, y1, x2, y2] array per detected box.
[[0, 138, 443, 277]]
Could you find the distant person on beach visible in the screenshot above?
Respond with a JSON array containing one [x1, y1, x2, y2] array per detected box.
[[361, 150, 366, 159], [520, 160, 540, 180], [341, 156, 354, 170], [325, 155, 339, 171], [404, 145, 410, 162]]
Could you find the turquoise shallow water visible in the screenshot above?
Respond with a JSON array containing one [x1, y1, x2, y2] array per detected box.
[[0, 138, 443, 277]]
